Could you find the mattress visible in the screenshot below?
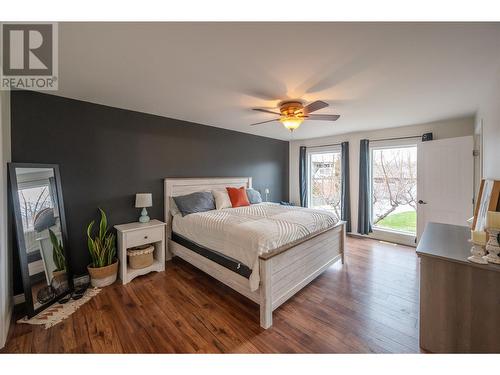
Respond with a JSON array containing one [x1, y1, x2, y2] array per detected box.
[[172, 203, 339, 291]]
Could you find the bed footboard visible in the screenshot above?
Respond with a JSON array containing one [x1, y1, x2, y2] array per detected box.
[[259, 222, 345, 328]]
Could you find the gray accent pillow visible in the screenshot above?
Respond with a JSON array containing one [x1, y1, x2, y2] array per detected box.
[[173, 191, 216, 216], [246, 188, 262, 204]]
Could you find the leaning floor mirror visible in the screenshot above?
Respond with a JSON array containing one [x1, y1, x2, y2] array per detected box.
[[9, 163, 73, 318]]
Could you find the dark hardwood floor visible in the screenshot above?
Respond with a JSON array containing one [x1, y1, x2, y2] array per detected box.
[[2, 237, 421, 353]]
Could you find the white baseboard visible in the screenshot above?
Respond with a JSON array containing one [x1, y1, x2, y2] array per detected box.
[[13, 274, 91, 306], [348, 231, 417, 247]]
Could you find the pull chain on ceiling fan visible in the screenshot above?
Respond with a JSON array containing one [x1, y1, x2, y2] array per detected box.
[[250, 100, 340, 132]]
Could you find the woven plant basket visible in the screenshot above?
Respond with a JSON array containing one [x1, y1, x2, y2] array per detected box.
[[87, 260, 118, 288], [127, 244, 154, 269]]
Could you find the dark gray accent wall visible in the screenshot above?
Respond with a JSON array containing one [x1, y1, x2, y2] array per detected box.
[[11, 91, 289, 288]]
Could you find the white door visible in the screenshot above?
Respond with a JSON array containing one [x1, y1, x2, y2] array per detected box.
[[417, 136, 474, 241]]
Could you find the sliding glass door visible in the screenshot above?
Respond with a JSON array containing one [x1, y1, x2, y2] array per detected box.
[[307, 147, 342, 220]]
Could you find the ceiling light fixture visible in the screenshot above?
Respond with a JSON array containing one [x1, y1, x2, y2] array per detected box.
[[280, 116, 304, 132], [250, 100, 340, 129]]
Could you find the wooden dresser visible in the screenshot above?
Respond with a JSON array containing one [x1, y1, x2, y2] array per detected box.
[[417, 222, 500, 353]]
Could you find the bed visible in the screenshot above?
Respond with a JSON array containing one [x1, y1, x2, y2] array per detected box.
[[164, 177, 345, 328]]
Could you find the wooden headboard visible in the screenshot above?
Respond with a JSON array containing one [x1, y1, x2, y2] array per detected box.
[[163, 177, 252, 238]]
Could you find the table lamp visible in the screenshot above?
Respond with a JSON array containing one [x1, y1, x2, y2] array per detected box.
[[135, 193, 152, 223]]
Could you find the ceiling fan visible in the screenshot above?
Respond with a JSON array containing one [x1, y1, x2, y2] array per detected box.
[[250, 100, 340, 132]]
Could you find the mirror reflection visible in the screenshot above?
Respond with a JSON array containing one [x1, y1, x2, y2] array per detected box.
[[14, 167, 69, 310]]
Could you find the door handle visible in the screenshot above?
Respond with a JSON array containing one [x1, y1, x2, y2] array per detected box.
[[418, 200, 427, 205]]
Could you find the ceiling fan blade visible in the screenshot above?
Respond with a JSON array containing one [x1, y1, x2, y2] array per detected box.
[[250, 118, 280, 126], [307, 114, 340, 121], [253, 108, 281, 115], [303, 100, 329, 114]]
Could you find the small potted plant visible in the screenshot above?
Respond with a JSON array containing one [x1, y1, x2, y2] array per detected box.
[[49, 228, 66, 285], [86, 208, 118, 287]]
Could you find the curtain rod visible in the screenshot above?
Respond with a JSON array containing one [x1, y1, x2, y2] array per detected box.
[[303, 134, 421, 149], [305, 142, 343, 148], [370, 135, 421, 142]]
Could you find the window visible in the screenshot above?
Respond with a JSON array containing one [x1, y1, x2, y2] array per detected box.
[[371, 144, 417, 235], [307, 147, 342, 220]]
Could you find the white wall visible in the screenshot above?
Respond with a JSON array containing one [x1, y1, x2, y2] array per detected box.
[[290, 116, 475, 234], [476, 73, 500, 180], [0, 90, 11, 349]]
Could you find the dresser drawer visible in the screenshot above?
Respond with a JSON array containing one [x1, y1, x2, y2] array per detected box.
[[126, 226, 163, 248]]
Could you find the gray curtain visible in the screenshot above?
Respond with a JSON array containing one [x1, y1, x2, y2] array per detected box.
[[299, 146, 307, 207], [358, 139, 372, 234], [341, 142, 351, 232]]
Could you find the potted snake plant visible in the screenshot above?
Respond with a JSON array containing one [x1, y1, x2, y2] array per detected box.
[[49, 228, 66, 284], [86, 208, 118, 287]]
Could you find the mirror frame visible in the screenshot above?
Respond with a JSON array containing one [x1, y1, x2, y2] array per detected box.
[[8, 162, 73, 318]]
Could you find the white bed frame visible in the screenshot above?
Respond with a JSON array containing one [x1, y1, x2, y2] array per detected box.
[[164, 177, 345, 329]]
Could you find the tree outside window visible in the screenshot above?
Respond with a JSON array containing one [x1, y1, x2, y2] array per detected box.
[[309, 151, 342, 220], [18, 186, 52, 232], [372, 146, 417, 234]]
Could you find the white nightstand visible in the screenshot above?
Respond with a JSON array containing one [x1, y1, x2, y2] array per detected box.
[[114, 219, 166, 284]]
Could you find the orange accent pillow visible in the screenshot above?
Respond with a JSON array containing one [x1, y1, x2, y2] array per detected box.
[[226, 186, 250, 207]]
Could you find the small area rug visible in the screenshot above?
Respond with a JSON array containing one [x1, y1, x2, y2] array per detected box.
[[17, 287, 101, 329]]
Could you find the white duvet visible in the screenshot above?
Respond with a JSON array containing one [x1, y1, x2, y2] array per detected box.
[[172, 203, 338, 291]]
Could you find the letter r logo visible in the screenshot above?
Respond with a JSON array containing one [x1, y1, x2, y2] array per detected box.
[[2, 24, 53, 76]]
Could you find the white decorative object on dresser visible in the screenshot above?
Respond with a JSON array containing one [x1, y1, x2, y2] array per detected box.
[[484, 211, 500, 264], [114, 219, 166, 284], [468, 229, 488, 264], [484, 229, 500, 264]]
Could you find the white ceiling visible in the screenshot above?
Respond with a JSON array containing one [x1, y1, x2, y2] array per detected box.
[[55, 22, 500, 141]]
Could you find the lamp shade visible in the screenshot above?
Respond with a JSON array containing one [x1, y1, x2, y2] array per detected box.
[[280, 116, 303, 131], [135, 193, 152, 208]]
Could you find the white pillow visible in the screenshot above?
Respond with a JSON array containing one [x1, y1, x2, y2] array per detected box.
[[169, 196, 181, 216], [212, 190, 232, 210]]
